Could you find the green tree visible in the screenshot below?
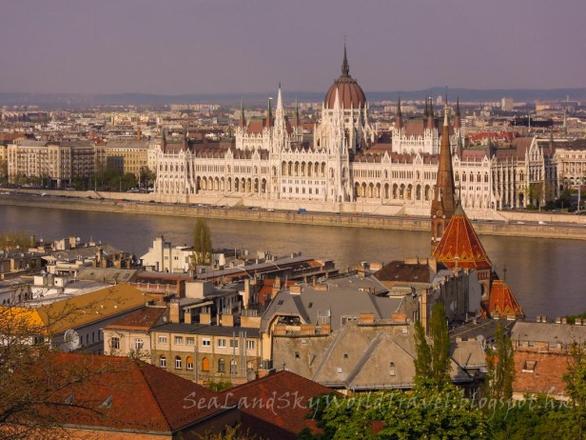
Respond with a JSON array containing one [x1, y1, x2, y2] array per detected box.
[[485, 323, 514, 400], [414, 320, 432, 381], [429, 302, 451, 386], [191, 218, 212, 267], [564, 343, 586, 437], [305, 386, 490, 440]]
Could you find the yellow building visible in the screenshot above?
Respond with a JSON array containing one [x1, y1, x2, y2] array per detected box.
[[96, 139, 150, 177], [4, 283, 150, 352]]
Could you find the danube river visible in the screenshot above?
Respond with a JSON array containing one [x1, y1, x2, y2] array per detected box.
[[1, 205, 585, 320]]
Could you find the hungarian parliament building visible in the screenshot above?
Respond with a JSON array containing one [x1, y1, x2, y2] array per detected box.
[[153, 48, 568, 216]]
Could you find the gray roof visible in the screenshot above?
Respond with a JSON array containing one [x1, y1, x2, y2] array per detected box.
[[511, 321, 586, 346], [273, 323, 474, 391], [77, 267, 137, 283], [261, 274, 402, 332]]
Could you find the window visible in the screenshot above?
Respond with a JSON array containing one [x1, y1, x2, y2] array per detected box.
[[246, 340, 255, 350], [202, 339, 211, 347], [186, 337, 195, 345], [230, 339, 239, 348], [230, 359, 238, 375], [217, 338, 227, 348], [110, 337, 120, 350], [389, 362, 396, 376], [218, 358, 225, 373], [159, 355, 167, 368], [522, 360, 537, 373], [158, 335, 167, 344], [174, 336, 184, 345], [186, 355, 194, 370], [175, 356, 182, 369], [201, 357, 210, 372], [134, 338, 144, 351]]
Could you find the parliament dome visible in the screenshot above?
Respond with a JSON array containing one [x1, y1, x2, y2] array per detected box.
[[324, 46, 366, 110]]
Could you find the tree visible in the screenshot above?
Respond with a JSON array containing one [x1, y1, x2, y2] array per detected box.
[[415, 302, 451, 388], [485, 323, 514, 400], [191, 218, 213, 267], [0, 295, 128, 439], [429, 302, 451, 386], [564, 343, 586, 436], [414, 320, 432, 381], [305, 386, 490, 439]]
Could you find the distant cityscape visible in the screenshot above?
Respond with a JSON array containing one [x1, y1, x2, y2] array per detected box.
[[1, 1, 586, 437]]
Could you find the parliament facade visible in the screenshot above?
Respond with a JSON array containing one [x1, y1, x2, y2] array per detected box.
[[153, 48, 563, 214]]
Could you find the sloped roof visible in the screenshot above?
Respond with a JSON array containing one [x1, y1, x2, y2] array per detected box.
[[104, 306, 166, 331], [222, 370, 331, 439], [7, 283, 149, 335], [513, 351, 570, 398], [20, 353, 228, 434], [433, 204, 492, 271], [488, 280, 524, 319]]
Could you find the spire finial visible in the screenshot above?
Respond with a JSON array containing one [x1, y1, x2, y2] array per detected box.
[[341, 38, 350, 76]]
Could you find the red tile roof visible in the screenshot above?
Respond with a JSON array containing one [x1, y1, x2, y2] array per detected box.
[[23, 353, 226, 434], [433, 204, 492, 271], [104, 306, 166, 331], [222, 370, 333, 440], [513, 351, 570, 398], [488, 280, 524, 319]]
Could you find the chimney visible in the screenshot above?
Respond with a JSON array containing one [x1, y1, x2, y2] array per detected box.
[[169, 300, 181, 324], [242, 278, 250, 309]]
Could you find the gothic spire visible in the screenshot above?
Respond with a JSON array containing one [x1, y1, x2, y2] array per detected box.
[[427, 97, 435, 130], [395, 96, 403, 130], [295, 98, 301, 127], [341, 42, 350, 77], [276, 82, 284, 112], [431, 105, 457, 248], [454, 96, 461, 130], [265, 97, 273, 127], [239, 98, 246, 128]]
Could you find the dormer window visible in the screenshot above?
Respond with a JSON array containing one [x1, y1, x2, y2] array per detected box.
[[522, 360, 537, 373]]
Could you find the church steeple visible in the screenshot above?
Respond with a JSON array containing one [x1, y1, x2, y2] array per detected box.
[[431, 105, 456, 248], [341, 43, 350, 77]]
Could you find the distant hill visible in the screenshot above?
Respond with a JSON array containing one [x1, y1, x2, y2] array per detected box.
[[1, 87, 585, 108]]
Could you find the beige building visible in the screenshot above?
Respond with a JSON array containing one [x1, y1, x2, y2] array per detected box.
[[96, 138, 150, 177], [7, 138, 95, 186]]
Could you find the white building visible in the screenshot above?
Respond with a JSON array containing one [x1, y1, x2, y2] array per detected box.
[[152, 47, 565, 214]]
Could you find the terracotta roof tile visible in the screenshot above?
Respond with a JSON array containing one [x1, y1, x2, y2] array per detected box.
[[513, 351, 570, 398], [433, 205, 492, 271]]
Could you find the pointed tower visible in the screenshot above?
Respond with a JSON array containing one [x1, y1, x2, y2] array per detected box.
[[427, 97, 435, 130], [454, 97, 461, 131], [161, 129, 167, 153], [294, 98, 301, 128], [341, 42, 350, 77], [431, 106, 456, 248], [395, 96, 403, 130], [239, 98, 246, 128], [265, 97, 273, 128]]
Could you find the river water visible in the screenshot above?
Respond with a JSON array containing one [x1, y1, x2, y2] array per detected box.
[[1, 205, 584, 319]]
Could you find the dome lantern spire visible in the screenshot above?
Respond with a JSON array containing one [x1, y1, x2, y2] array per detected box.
[[341, 42, 350, 77]]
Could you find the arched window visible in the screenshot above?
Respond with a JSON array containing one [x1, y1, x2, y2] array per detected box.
[[186, 355, 194, 371], [230, 359, 238, 375], [218, 358, 225, 373], [175, 356, 182, 370], [159, 355, 167, 368], [201, 357, 209, 372]]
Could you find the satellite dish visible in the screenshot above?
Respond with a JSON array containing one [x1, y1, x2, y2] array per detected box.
[[63, 329, 81, 352]]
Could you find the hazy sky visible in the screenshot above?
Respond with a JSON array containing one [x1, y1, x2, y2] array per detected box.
[[1, 0, 585, 94]]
